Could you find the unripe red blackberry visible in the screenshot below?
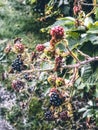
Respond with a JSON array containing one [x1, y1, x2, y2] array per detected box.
[[55, 56, 63, 64], [44, 47, 55, 58], [12, 79, 25, 91], [36, 44, 45, 52], [50, 26, 64, 40], [73, 5, 81, 15], [47, 75, 56, 86], [59, 111, 68, 120], [56, 77, 65, 87], [14, 43, 24, 53]]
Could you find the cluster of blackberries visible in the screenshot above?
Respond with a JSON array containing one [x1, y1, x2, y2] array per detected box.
[[44, 110, 54, 121], [50, 92, 63, 107], [11, 56, 23, 72]]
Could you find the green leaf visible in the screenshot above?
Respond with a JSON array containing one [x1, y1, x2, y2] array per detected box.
[[57, 17, 75, 22], [96, 84, 98, 98], [95, 7, 98, 20], [39, 72, 48, 81], [83, 109, 93, 118], [41, 61, 54, 70], [49, 17, 75, 31], [87, 29, 98, 34], [58, 0, 64, 7], [56, 43, 66, 52], [0, 1, 5, 6], [0, 64, 4, 73], [88, 100, 93, 106], [81, 64, 93, 82], [77, 83, 85, 90], [29, 0, 36, 4], [78, 107, 87, 112], [0, 53, 6, 61], [44, 42, 50, 47], [0, 39, 8, 44], [91, 36, 98, 45], [66, 30, 81, 49]]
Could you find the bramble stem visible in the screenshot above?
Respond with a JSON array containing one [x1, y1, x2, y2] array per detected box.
[[9, 56, 98, 75], [63, 39, 80, 63]]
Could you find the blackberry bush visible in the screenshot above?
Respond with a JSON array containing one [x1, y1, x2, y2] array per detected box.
[[2, 5, 98, 129]]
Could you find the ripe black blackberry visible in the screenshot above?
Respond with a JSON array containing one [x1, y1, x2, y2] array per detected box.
[[11, 55, 23, 72], [24, 74, 32, 82], [44, 110, 54, 121], [50, 92, 63, 107]]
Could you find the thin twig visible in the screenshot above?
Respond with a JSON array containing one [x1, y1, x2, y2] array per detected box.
[[81, 2, 98, 7], [79, 0, 97, 17], [69, 67, 78, 85], [62, 56, 98, 69], [77, 49, 91, 59], [11, 56, 98, 75], [63, 39, 80, 63]]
